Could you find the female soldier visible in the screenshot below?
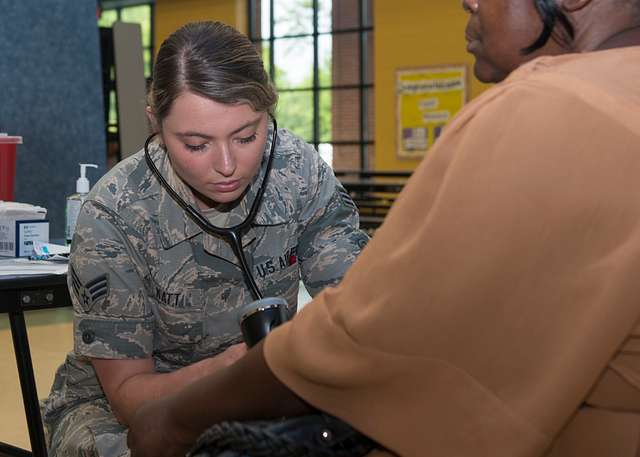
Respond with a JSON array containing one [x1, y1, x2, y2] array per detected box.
[[43, 21, 368, 456], [128, 0, 640, 456]]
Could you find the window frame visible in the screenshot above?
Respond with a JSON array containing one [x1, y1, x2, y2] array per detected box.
[[248, 0, 374, 169]]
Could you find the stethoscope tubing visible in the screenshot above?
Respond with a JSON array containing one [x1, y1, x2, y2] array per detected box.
[[144, 117, 278, 301]]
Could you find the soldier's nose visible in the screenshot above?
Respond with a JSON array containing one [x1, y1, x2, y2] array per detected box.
[[216, 145, 237, 177]]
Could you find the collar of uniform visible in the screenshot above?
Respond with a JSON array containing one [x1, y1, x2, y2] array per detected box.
[[151, 119, 289, 254]]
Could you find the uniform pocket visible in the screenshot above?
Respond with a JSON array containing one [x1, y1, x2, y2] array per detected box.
[[86, 409, 129, 457], [49, 399, 118, 457], [153, 289, 205, 344]]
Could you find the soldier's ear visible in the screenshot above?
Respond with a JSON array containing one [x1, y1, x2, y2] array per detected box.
[[146, 106, 160, 133]]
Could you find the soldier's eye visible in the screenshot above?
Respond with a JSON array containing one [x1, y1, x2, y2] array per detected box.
[[238, 133, 257, 145], [185, 143, 207, 152]]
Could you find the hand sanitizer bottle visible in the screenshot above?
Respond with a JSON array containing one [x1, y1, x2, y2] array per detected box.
[[65, 163, 98, 245]]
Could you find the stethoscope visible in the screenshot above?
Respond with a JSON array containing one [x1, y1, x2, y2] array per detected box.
[[144, 117, 278, 301]]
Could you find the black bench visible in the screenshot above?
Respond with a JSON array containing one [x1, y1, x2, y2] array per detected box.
[[335, 170, 412, 233]]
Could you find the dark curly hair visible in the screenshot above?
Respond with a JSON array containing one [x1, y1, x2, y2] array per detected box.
[[522, 0, 575, 54]]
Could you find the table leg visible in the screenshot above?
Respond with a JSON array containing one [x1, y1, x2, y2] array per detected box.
[[8, 311, 47, 457]]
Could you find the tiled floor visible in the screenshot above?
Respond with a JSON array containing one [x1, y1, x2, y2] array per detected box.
[[0, 285, 313, 451]]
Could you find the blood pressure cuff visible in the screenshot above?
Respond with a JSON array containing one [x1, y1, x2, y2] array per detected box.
[[188, 414, 377, 457]]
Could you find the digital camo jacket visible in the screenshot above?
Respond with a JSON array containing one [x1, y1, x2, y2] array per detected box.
[[43, 122, 368, 456]]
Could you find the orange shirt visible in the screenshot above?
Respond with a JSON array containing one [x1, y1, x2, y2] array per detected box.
[[265, 46, 640, 457]]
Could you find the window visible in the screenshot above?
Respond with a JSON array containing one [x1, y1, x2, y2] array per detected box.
[[98, 2, 154, 77], [98, 1, 154, 165], [249, 0, 374, 170]]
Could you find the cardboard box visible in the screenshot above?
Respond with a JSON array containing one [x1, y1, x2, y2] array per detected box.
[[0, 202, 48, 257]]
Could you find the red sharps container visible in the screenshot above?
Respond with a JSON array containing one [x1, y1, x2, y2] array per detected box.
[[0, 134, 22, 201]]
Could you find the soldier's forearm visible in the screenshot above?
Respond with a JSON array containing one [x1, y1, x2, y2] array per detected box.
[[96, 346, 246, 426], [167, 339, 314, 446], [107, 365, 208, 425]]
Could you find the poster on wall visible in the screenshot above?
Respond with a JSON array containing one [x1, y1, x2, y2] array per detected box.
[[396, 65, 467, 159]]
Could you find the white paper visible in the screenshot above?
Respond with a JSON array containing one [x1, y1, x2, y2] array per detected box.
[[34, 241, 70, 256], [0, 258, 68, 276]]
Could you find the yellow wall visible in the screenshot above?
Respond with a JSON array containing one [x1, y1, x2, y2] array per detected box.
[[154, 0, 246, 52], [374, 0, 489, 171]]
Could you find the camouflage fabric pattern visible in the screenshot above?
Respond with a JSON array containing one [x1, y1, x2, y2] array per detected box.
[[45, 396, 129, 457], [42, 122, 368, 456]]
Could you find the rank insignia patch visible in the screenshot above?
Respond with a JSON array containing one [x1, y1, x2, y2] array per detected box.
[[70, 265, 109, 312]]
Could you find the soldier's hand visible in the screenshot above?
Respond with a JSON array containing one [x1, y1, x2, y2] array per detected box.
[[127, 397, 192, 457]]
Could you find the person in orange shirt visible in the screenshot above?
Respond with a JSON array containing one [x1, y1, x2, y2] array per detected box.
[[128, 1, 640, 456]]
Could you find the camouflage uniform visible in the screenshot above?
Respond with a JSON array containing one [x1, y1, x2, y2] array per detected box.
[[42, 123, 368, 457]]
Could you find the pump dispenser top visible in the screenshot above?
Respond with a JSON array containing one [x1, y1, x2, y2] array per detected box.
[[66, 163, 99, 244], [76, 163, 98, 193]]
